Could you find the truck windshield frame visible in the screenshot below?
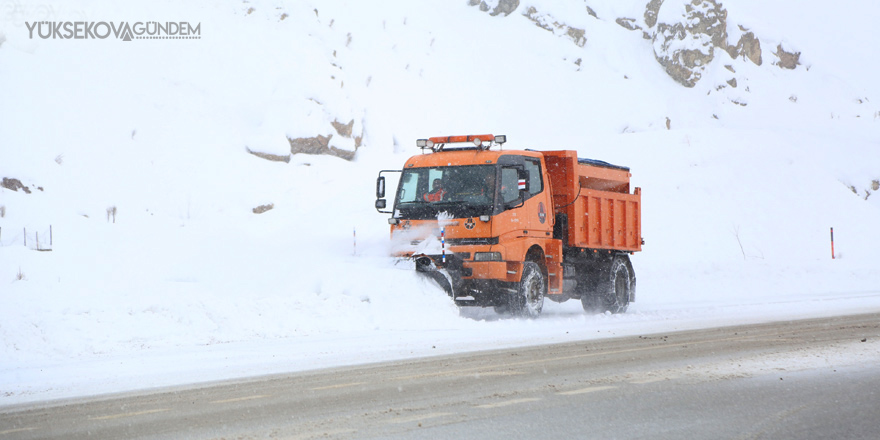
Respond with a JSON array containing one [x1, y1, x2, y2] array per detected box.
[[393, 165, 497, 219]]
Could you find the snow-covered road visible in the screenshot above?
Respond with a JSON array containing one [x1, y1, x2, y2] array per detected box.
[[5, 313, 880, 439], [5, 285, 880, 405]]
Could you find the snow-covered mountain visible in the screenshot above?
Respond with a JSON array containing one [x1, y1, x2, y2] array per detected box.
[[1, 0, 878, 403]]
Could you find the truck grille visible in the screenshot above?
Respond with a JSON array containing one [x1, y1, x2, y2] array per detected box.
[[446, 237, 499, 246]]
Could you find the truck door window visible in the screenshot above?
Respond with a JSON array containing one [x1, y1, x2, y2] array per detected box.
[[397, 172, 420, 203], [500, 168, 520, 204], [524, 159, 543, 196]]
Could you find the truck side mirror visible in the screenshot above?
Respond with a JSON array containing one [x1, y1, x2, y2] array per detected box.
[[376, 176, 386, 198], [375, 199, 387, 210]]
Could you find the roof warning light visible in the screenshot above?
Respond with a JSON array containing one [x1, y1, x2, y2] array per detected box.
[[416, 134, 507, 152]]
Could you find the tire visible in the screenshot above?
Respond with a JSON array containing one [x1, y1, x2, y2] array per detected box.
[[581, 255, 632, 314], [509, 261, 546, 318]]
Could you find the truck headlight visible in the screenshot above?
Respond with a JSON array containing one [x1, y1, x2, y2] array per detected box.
[[473, 252, 502, 261]]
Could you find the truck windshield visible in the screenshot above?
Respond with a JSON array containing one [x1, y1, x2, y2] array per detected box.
[[394, 165, 496, 219]]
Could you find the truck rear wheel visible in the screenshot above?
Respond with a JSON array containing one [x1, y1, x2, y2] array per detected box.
[[581, 255, 632, 314], [509, 261, 545, 318]]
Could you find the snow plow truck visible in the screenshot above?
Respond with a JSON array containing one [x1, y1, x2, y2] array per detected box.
[[375, 135, 642, 318]]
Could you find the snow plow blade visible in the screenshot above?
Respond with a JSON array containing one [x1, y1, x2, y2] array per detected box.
[[414, 255, 465, 299]]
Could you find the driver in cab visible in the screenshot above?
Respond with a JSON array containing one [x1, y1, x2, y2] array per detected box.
[[423, 178, 446, 202]]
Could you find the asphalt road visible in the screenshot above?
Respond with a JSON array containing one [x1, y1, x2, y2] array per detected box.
[[2, 313, 879, 439]]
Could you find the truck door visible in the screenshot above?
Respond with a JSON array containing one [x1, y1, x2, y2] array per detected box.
[[498, 156, 550, 234], [523, 157, 550, 234]]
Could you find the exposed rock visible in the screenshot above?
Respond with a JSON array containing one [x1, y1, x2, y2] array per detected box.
[[253, 203, 274, 214], [288, 134, 353, 161], [644, 0, 664, 28], [523, 7, 557, 32], [774, 44, 800, 69], [288, 118, 362, 162], [523, 6, 587, 47], [468, 0, 520, 17], [566, 27, 586, 46], [595, 0, 802, 89], [651, 0, 728, 88], [690, 1, 727, 48], [331, 119, 354, 137], [249, 120, 362, 164], [616, 18, 642, 31], [337, 118, 364, 149], [1, 177, 31, 194], [731, 30, 762, 65], [246, 147, 291, 163], [653, 23, 710, 87], [586, 6, 598, 19]]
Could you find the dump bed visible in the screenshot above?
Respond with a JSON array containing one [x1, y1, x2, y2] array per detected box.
[[543, 150, 642, 252]]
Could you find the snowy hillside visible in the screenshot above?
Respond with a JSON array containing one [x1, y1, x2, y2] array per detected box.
[[1, 0, 879, 403]]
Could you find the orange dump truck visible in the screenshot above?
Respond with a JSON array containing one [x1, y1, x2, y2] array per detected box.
[[375, 135, 642, 317]]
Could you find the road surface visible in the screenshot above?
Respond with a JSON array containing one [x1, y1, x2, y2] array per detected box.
[[2, 313, 879, 439]]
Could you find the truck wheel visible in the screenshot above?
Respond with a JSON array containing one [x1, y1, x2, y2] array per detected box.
[[581, 255, 631, 314], [509, 262, 546, 318]]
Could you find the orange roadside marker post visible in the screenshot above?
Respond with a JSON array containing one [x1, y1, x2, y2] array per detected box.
[[830, 227, 835, 260]]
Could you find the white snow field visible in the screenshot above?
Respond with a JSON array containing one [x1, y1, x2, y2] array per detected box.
[[1, 0, 878, 404]]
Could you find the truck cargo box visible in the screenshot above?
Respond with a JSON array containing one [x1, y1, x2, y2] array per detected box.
[[543, 150, 642, 253]]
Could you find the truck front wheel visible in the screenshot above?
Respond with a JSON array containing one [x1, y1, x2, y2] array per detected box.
[[509, 261, 546, 318], [582, 255, 632, 314]]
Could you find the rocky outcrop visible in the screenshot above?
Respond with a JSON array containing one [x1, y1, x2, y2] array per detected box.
[[644, 0, 663, 28], [651, 0, 728, 88], [774, 44, 800, 69], [330, 119, 354, 137], [848, 179, 880, 201], [2, 177, 32, 194], [252, 203, 274, 214], [616, 18, 641, 32], [469, 0, 802, 89], [468, 0, 520, 17], [610, 0, 799, 88], [288, 134, 351, 161], [246, 147, 291, 163], [523, 6, 587, 48], [288, 118, 363, 161], [730, 29, 762, 65], [586, 6, 598, 19]]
